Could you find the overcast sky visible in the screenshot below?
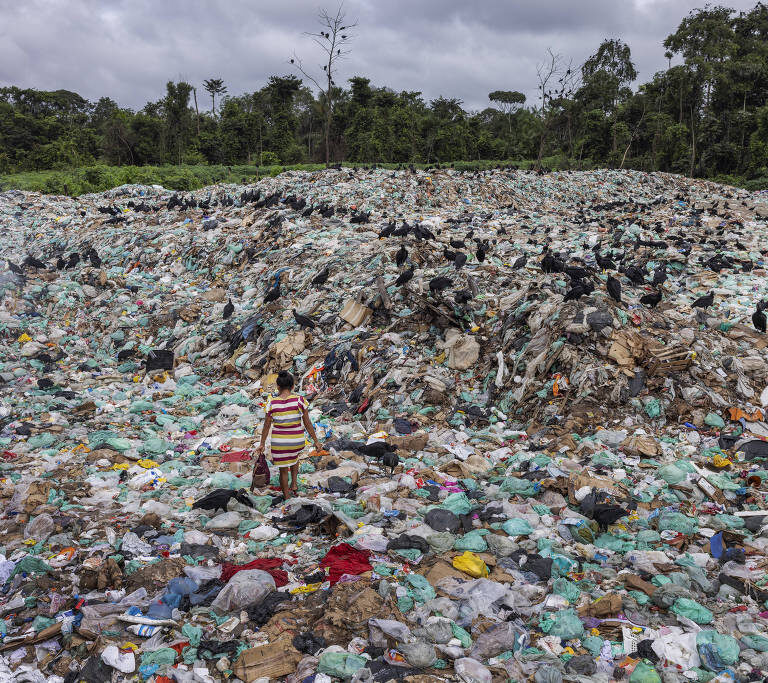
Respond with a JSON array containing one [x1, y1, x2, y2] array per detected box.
[[0, 0, 760, 112]]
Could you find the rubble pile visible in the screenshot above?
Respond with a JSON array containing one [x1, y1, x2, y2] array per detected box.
[[0, 167, 767, 682]]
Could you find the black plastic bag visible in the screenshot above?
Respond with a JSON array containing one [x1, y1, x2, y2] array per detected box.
[[145, 348, 174, 372], [424, 508, 460, 533]]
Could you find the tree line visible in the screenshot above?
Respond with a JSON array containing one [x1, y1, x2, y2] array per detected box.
[[1, 3, 768, 183]]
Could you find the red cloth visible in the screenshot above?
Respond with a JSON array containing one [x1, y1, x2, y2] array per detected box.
[[319, 543, 372, 585], [220, 558, 288, 587], [220, 449, 252, 462], [169, 642, 186, 657]]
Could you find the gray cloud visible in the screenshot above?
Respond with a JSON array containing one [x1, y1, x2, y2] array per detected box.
[[0, 0, 759, 112]]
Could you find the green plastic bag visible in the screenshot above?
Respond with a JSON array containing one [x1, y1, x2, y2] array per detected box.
[[32, 615, 56, 631], [569, 520, 597, 544], [671, 598, 713, 624], [582, 635, 604, 656], [182, 645, 198, 665], [594, 533, 635, 552], [645, 399, 662, 418], [318, 652, 367, 678], [181, 623, 202, 646], [658, 510, 698, 535], [140, 647, 177, 669], [741, 634, 768, 652], [543, 550, 578, 577], [406, 573, 436, 603], [552, 578, 581, 604], [715, 514, 745, 529], [629, 659, 661, 683], [9, 556, 52, 580], [397, 595, 414, 612], [704, 413, 725, 428], [502, 518, 534, 536], [209, 472, 245, 489], [439, 492, 472, 516], [637, 529, 661, 544], [657, 463, 687, 485], [141, 437, 172, 455], [393, 548, 422, 562], [697, 630, 740, 670], [499, 477, 539, 498], [705, 472, 741, 491], [427, 532, 456, 554], [541, 608, 584, 639], [453, 529, 488, 552], [129, 400, 155, 413], [451, 622, 472, 648], [105, 437, 133, 452], [26, 433, 57, 449]]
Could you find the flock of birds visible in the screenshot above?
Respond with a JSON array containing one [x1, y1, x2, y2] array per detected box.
[[6, 180, 768, 349], [374, 218, 768, 335], [217, 200, 768, 342], [6, 245, 102, 276]]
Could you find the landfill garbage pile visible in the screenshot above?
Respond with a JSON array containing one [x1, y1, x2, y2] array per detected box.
[[0, 167, 767, 682]]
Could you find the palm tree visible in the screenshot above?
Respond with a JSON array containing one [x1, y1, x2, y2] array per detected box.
[[203, 78, 227, 118]]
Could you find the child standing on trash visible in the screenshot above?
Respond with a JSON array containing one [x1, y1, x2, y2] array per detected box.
[[254, 370, 320, 499]]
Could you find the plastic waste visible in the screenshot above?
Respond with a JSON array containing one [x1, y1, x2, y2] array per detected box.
[[101, 645, 136, 673], [470, 621, 525, 659], [452, 551, 489, 578], [502, 518, 534, 536], [398, 641, 436, 667], [541, 608, 584, 639], [210, 569, 275, 612], [3, 168, 768, 681], [317, 651, 367, 678], [455, 657, 492, 683], [424, 508, 460, 533], [697, 631, 740, 671], [24, 513, 55, 540], [204, 511, 242, 529], [534, 666, 563, 683], [670, 597, 713, 624], [629, 660, 661, 683]]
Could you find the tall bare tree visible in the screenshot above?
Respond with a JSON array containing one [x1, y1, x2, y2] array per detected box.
[[535, 49, 579, 169], [291, 3, 357, 165], [203, 78, 227, 118], [192, 87, 201, 135]]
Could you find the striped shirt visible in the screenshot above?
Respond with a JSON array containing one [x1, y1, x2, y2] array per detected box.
[[266, 394, 308, 467]]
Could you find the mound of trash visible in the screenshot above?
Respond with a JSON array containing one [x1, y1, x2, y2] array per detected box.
[[0, 167, 768, 682]]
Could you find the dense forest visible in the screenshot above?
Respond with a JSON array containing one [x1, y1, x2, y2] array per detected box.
[[2, 3, 768, 185]]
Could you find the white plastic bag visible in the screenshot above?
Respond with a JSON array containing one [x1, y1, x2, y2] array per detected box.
[[205, 511, 242, 530], [121, 531, 152, 556], [101, 644, 136, 673], [210, 569, 275, 612], [455, 657, 492, 683], [24, 513, 54, 540], [184, 565, 222, 582]]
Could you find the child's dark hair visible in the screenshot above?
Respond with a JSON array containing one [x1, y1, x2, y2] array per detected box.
[[276, 370, 295, 390]]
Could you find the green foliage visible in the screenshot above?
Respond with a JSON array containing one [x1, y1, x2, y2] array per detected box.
[[3, 4, 768, 183], [3, 159, 764, 197]]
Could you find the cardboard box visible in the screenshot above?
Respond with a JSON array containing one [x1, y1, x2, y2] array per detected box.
[[340, 299, 372, 327], [233, 638, 302, 681], [228, 459, 252, 474]]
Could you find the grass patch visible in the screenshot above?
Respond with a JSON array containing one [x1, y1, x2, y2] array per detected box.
[[0, 159, 568, 196], [1, 160, 766, 196]]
